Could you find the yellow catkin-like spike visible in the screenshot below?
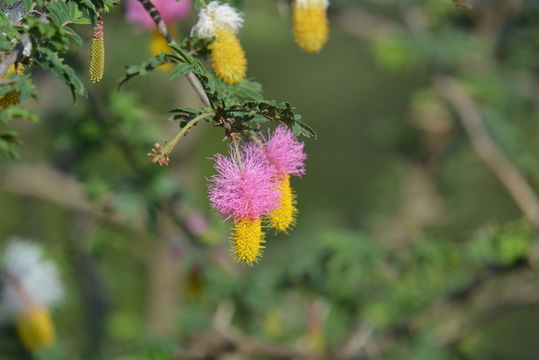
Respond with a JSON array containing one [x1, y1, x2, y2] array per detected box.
[[15, 307, 55, 352], [0, 64, 23, 110], [150, 29, 175, 71], [232, 218, 264, 264], [89, 18, 104, 83], [209, 28, 247, 85], [269, 174, 297, 232], [291, 0, 329, 53]]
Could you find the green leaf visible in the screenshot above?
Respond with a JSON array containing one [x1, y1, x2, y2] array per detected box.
[[292, 122, 301, 136], [24, 17, 71, 53], [22, 0, 32, 12], [167, 63, 197, 80], [33, 46, 86, 99], [169, 107, 204, 127], [0, 73, 37, 101], [0, 105, 38, 123], [118, 54, 170, 90], [0, 130, 21, 159], [221, 100, 315, 138], [294, 117, 317, 139], [64, 26, 83, 46], [46, 1, 89, 27]]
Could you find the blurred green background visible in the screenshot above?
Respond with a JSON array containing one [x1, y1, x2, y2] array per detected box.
[[3, 0, 539, 359]]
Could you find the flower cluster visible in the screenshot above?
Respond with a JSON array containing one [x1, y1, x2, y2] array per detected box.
[[208, 126, 306, 264], [188, 0, 330, 83], [0, 239, 64, 352], [125, 0, 330, 82]]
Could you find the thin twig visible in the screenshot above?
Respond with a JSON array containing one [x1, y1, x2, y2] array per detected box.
[[435, 76, 539, 228], [136, 0, 211, 107], [151, 111, 214, 165], [232, 136, 243, 171]]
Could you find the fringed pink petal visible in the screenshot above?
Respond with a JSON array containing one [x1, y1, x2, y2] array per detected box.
[[208, 144, 279, 220], [261, 125, 307, 176]]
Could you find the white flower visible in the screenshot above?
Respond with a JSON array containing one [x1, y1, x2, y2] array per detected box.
[[295, 0, 329, 9], [191, 1, 244, 39], [0, 239, 64, 321]]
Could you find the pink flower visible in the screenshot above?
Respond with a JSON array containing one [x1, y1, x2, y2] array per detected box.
[[261, 125, 307, 176], [125, 0, 191, 29], [208, 145, 279, 221]]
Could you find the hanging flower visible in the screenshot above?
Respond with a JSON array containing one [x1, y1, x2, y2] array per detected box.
[[208, 144, 279, 264], [125, 0, 191, 71], [0, 64, 24, 111], [191, 1, 247, 84], [89, 17, 105, 83], [0, 239, 64, 352], [291, 0, 329, 53], [248, 126, 306, 232]]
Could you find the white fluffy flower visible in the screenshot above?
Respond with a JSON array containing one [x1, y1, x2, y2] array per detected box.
[[191, 1, 244, 39], [295, 0, 329, 9], [0, 239, 64, 321]]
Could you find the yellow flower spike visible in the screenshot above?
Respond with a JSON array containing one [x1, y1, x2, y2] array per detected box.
[[269, 174, 297, 232], [292, 0, 329, 53], [0, 64, 23, 110], [150, 28, 176, 72], [232, 218, 264, 264], [209, 28, 247, 85], [15, 306, 55, 352], [89, 17, 104, 83], [191, 2, 247, 84]]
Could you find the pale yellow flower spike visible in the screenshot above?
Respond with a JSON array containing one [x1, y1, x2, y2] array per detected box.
[[233, 218, 264, 264], [292, 0, 329, 53], [191, 2, 247, 84], [89, 17, 104, 83], [210, 28, 247, 85], [150, 28, 176, 72], [15, 307, 55, 352], [269, 174, 297, 232], [0, 64, 23, 110]]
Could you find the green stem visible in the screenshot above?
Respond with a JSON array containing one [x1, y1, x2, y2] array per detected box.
[[154, 112, 214, 163], [232, 136, 243, 171]]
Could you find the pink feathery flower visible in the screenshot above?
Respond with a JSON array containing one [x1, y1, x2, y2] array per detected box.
[[263, 125, 306, 176], [208, 145, 279, 221], [125, 0, 191, 29]]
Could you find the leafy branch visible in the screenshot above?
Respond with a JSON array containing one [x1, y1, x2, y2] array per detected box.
[[117, 0, 316, 156]]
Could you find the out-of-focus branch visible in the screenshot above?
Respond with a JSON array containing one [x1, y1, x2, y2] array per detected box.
[[337, 7, 398, 41], [68, 213, 110, 357], [337, 323, 378, 360], [180, 301, 317, 360], [2, 163, 106, 216], [2, 163, 200, 242], [435, 76, 539, 229], [136, 0, 211, 107], [180, 331, 314, 360]]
